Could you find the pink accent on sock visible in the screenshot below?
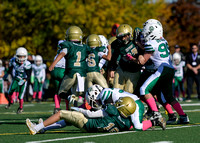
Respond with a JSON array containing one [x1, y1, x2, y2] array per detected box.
[[33, 92, 37, 99], [142, 120, 152, 131], [19, 99, 23, 109], [65, 99, 69, 110], [54, 95, 61, 108], [172, 102, 185, 116], [163, 103, 174, 114], [146, 97, 158, 111], [38, 91, 42, 99]]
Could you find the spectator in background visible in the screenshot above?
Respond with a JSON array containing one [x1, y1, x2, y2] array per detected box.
[[174, 45, 185, 61], [185, 44, 200, 101], [111, 23, 120, 37]]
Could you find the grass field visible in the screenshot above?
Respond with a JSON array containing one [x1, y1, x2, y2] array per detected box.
[[0, 99, 200, 143]]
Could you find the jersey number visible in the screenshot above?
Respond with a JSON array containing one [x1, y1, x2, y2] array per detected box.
[[87, 53, 96, 67], [74, 51, 81, 67], [158, 43, 170, 58]]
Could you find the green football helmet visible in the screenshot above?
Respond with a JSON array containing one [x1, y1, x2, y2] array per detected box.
[[115, 96, 136, 118], [86, 34, 102, 47], [65, 26, 83, 41], [116, 24, 133, 38]]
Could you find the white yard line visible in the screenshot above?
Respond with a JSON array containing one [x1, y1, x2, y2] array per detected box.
[[26, 124, 200, 143]]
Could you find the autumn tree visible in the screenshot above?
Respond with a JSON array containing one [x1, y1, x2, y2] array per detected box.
[[0, 0, 170, 61], [166, 1, 200, 53]]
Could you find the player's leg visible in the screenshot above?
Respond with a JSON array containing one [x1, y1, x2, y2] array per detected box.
[[5, 79, 18, 108], [32, 78, 38, 102], [26, 110, 88, 135], [58, 74, 77, 110], [93, 72, 109, 88], [161, 67, 189, 124], [140, 71, 160, 112], [124, 71, 140, 93], [37, 82, 43, 102], [17, 81, 27, 114], [113, 67, 125, 90]]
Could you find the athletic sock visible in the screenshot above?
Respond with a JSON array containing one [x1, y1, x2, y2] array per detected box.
[[163, 103, 174, 114], [146, 97, 158, 111], [35, 123, 45, 132], [65, 99, 69, 110], [172, 102, 185, 116], [38, 91, 42, 100], [19, 99, 23, 109], [54, 94, 61, 108], [142, 120, 152, 131], [33, 92, 37, 99]]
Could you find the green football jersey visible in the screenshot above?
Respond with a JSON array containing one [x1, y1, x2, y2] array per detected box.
[[58, 41, 90, 78], [110, 40, 143, 72], [87, 46, 107, 73], [84, 104, 131, 132]]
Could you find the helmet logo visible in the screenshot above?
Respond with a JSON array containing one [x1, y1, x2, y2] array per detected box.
[[149, 26, 154, 32]]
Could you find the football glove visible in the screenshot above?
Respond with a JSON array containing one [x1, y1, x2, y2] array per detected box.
[[126, 54, 133, 61]]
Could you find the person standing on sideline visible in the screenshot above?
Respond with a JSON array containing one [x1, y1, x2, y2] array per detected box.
[[185, 44, 200, 101]]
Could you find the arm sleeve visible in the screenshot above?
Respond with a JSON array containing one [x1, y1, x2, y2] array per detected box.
[[78, 108, 108, 118], [130, 104, 143, 130], [108, 48, 120, 71], [41, 68, 46, 82]]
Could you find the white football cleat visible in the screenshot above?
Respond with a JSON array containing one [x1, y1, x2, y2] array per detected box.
[[26, 118, 37, 135]]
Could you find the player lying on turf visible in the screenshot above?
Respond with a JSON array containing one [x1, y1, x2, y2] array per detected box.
[[26, 85, 166, 135], [26, 96, 136, 135], [73, 85, 166, 131]]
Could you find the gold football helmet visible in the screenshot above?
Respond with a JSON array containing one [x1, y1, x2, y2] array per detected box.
[[86, 34, 102, 47], [116, 24, 133, 38], [108, 36, 117, 45], [65, 26, 83, 41], [115, 96, 136, 118]]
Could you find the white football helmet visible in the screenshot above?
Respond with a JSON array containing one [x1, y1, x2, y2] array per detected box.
[[85, 84, 103, 110], [143, 19, 163, 28], [173, 53, 181, 65], [98, 35, 109, 47], [35, 55, 43, 66], [15, 47, 28, 64], [142, 23, 163, 42]]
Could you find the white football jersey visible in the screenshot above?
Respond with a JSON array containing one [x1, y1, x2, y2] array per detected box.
[[97, 88, 139, 105], [144, 38, 173, 69], [173, 61, 185, 78], [0, 67, 5, 79], [54, 40, 66, 68], [9, 57, 31, 79], [31, 64, 46, 82]]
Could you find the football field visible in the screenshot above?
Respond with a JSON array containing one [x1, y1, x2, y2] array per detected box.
[[0, 99, 200, 143]]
